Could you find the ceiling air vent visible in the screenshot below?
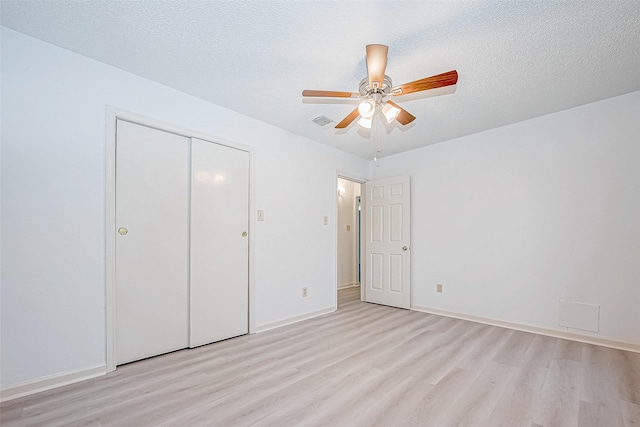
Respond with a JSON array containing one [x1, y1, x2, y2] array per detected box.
[[310, 115, 334, 128]]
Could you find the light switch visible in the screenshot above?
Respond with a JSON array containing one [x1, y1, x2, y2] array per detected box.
[[346, 225, 351, 231], [257, 210, 265, 221], [323, 216, 328, 225]]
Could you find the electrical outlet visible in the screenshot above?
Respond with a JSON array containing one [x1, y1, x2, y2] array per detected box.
[[302, 287, 308, 297], [437, 284, 443, 293]]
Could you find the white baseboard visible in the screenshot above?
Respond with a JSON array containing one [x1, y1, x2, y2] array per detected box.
[[338, 282, 360, 290], [411, 305, 640, 354], [1, 364, 106, 403], [255, 306, 335, 333]]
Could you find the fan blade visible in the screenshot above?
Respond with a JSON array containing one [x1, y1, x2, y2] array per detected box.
[[335, 108, 360, 129], [386, 101, 416, 126], [302, 90, 358, 98], [366, 44, 388, 89], [392, 70, 458, 96]]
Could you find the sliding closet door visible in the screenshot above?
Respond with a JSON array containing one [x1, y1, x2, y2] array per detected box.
[[115, 120, 190, 365], [190, 138, 249, 347]]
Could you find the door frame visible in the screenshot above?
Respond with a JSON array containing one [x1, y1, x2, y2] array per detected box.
[[105, 106, 256, 372], [335, 172, 367, 309]]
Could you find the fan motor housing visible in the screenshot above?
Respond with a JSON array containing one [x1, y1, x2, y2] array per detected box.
[[359, 75, 393, 97]]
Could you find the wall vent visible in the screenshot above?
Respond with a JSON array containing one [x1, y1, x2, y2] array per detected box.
[[558, 300, 600, 332], [311, 115, 334, 128]]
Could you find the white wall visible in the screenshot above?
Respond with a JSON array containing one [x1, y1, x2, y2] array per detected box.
[[371, 90, 640, 346], [0, 27, 368, 389], [337, 178, 361, 287]]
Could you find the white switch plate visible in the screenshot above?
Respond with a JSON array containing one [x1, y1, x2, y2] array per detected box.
[[323, 216, 328, 225], [257, 210, 264, 221]]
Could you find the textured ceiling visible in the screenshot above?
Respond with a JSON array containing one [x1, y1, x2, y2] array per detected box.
[[2, 1, 640, 159]]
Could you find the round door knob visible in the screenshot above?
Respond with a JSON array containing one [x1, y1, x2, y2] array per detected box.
[[242, 231, 248, 237], [402, 246, 408, 251], [118, 227, 128, 236]]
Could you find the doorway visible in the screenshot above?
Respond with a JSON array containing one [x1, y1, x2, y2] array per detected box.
[[337, 177, 363, 307]]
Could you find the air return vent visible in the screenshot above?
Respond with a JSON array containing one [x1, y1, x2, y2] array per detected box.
[[311, 115, 334, 128], [558, 300, 600, 332]]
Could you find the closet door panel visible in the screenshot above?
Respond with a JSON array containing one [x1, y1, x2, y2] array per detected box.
[[115, 120, 190, 365], [190, 138, 249, 347]]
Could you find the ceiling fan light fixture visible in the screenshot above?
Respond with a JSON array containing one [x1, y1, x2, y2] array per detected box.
[[382, 102, 401, 123], [357, 116, 372, 129], [303, 44, 458, 136], [358, 99, 376, 119]]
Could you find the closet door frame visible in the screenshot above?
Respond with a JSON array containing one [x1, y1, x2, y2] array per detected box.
[[105, 106, 255, 373]]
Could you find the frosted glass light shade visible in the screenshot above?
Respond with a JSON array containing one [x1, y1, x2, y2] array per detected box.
[[382, 102, 401, 123], [357, 116, 372, 129], [358, 99, 376, 119]]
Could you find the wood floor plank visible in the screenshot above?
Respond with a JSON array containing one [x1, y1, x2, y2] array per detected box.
[[610, 348, 640, 405], [620, 400, 640, 427], [486, 365, 548, 426], [355, 375, 423, 427], [533, 357, 582, 427], [402, 367, 474, 426], [492, 329, 535, 366], [1, 287, 637, 427], [579, 400, 625, 427], [435, 361, 517, 426], [555, 337, 585, 363], [580, 345, 626, 425]]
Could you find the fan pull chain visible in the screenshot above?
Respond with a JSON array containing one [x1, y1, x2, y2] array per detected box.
[[373, 107, 382, 161]]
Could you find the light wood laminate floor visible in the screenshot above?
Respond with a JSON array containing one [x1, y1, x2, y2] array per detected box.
[[2, 287, 639, 426]]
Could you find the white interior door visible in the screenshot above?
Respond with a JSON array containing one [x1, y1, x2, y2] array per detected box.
[[189, 138, 249, 347], [115, 120, 190, 365], [364, 176, 411, 309]]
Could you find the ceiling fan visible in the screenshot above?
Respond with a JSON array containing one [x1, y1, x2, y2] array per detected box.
[[302, 44, 458, 129]]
